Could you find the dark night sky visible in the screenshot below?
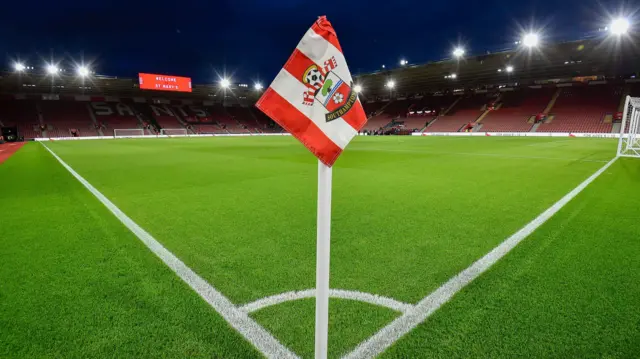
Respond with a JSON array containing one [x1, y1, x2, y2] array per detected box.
[[1, 0, 629, 84]]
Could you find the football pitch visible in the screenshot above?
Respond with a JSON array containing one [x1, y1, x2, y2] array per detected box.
[[1, 136, 639, 358]]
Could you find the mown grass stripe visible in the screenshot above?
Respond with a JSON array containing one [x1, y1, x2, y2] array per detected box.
[[343, 156, 618, 359], [40, 142, 299, 359]]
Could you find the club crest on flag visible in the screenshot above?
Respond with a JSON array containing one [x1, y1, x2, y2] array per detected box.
[[301, 58, 358, 123], [255, 15, 368, 167]]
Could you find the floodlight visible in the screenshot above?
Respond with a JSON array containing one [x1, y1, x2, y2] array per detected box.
[[386, 80, 395, 89], [254, 82, 263, 90], [354, 84, 363, 93], [453, 47, 465, 58], [506, 66, 514, 73], [522, 33, 539, 48], [220, 78, 230, 88], [610, 18, 630, 35], [400, 59, 407, 66], [77, 66, 90, 77], [14, 63, 26, 72], [450, 73, 457, 79], [46, 64, 59, 74], [382, 64, 386, 69]]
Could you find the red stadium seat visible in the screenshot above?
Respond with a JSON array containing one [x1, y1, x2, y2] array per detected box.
[[41, 101, 100, 137], [479, 88, 555, 132], [537, 86, 619, 133], [424, 94, 486, 132]]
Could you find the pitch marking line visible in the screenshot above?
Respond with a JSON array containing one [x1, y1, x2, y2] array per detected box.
[[40, 142, 299, 359], [240, 289, 414, 314], [343, 156, 619, 359]]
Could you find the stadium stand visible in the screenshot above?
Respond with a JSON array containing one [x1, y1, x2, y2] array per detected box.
[[1, 34, 639, 139], [404, 94, 458, 130], [361, 99, 416, 132], [90, 102, 142, 136], [537, 85, 619, 133], [139, 104, 183, 132], [362, 100, 388, 117], [479, 88, 555, 132], [204, 105, 249, 134], [250, 107, 282, 133], [0, 100, 42, 139], [424, 93, 487, 132], [169, 105, 226, 134], [41, 101, 99, 137], [224, 106, 257, 133], [363, 111, 394, 131]]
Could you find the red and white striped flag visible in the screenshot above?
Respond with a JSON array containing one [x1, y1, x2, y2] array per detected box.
[[256, 16, 367, 167]]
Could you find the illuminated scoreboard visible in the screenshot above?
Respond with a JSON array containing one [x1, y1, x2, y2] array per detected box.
[[139, 73, 192, 92]]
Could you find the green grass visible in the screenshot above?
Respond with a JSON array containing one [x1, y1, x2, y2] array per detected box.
[[1, 136, 638, 358], [0, 144, 260, 359], [381, 157, 640, 358]]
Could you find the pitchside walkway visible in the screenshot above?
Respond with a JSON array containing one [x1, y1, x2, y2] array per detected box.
[[0, 142, 26, 164]]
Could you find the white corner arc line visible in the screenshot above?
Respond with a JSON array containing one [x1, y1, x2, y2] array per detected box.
[[40, 143, 299, 359], [240, 289, 415, 314], [343, 156, 618, 359]]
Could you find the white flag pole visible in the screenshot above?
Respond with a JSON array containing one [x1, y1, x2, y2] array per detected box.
[[315, 159, 332, 359]]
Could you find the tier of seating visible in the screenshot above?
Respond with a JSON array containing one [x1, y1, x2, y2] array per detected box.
[[362, 100, 411, 131], [225, 106, 257, 133], [479, 89, 555, 132], [537, 86, 618, 133], [40, 101, 99, 137], [424, 94, 487, 132], [250, 107, 282, 133], [192, 124, 225, 134], [152, 113, 183, 130], [362, 100, 388, 117], [400, 117, 429, 131], [403, 95, 458, 131], [88, 102, 142, 136], [0, 87, 631, 139], [0, 101, 42, 139], [205, 105, 249, 133], [163, 105, 226, 134]]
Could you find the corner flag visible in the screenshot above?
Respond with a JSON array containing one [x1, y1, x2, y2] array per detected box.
[[256, 16, 367, 166], [255, 16, 368, 359]]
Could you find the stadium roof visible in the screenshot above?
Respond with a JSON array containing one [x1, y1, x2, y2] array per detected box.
[[1, 37, 639, 101], [354, 38, 640, 96]]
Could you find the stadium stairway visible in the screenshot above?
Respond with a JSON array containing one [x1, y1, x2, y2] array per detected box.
[[423, 116, 439, 130], [424, 94, 486, 133], [480, 89, 554, 133], [172, 112, 196, 134], [35, 102, 47, 137], [442, 96, 463, 115], [537, 85, 618, 133], [40, 101, 99, 137], [85, 104, 104, 136], [543, 88, 562, 115], [612, 122, 621, 133]]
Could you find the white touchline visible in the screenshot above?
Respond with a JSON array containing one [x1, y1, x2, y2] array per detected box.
[[240, 289, 415, 314], [40, 143, 299, 359], [342, 156, 619, 359]]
